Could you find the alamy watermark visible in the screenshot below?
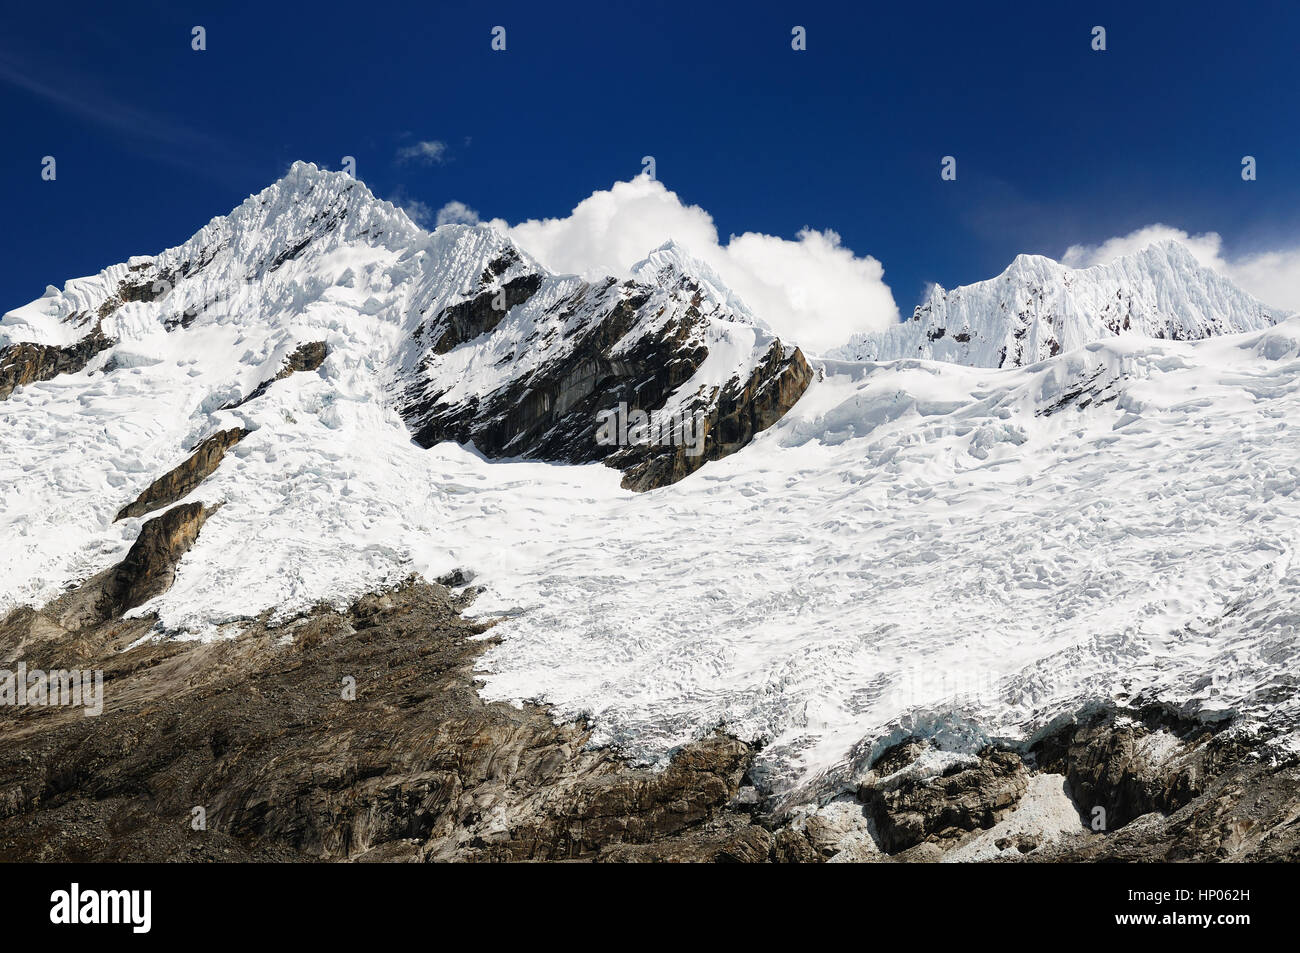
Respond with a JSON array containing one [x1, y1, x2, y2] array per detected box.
[[1, 662, 103, 716], [595, 402, 706, 457], [50, 883, 151, 933]]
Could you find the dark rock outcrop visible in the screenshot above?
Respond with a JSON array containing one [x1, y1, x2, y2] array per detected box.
[[0, 325, 114, 400], [1028, 708, 1237, 833], [1002, 709, 1300, 861], [224, 341, 327, 409], [428, 274, 543, 354], [115, 429, 248, 521], [616, 340, 812, 491], [97, 502, 212, 620], [1028, 754, 1300, 862], [858, 744, 1029, 853], [401, 274, 812, 491], [5, 502, 212, 639]]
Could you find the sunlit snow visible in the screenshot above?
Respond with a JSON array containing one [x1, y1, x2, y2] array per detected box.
[[3, 163, 1298, 795]]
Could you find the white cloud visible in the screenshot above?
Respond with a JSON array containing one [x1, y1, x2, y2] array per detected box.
[[396, 140, 447, 164], [1227, 250, 1300, 313], [435, 200, 480, 227], [479, 175, 898, 354], [1063, 225, 1300, 312]]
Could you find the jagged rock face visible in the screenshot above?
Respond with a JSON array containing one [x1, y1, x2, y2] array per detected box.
[[427, 273, 544, 354], [0, 325, 113, 399], [400, 256, 813, 490], [1028, 710, 1233, 831], [116, 429, 248, 521], [1019, 711, 1300, 861], [858, 744, 1029, 853], [832, 241, 1287, 368], [10, 502, 214, 636], [613, 339, 812, 491], [1030, 757, 1300, 862]]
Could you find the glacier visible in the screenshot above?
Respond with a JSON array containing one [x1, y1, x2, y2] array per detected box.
[[3, 162, 1299, 799]]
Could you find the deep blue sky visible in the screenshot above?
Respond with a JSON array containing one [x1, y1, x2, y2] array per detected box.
[[2, 0, 1297, 314]]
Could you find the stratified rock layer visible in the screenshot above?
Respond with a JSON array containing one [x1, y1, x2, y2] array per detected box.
[[400, 260, 814, 491]]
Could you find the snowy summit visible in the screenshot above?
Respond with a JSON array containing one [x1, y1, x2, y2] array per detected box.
[[3, 163, 1299, 808]]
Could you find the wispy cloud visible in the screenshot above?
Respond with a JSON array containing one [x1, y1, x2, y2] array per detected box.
[[396, 140, 448, 165], [0, 53, 222, 153], [387, 187, 434, 227], [0, 49, 244, 181]]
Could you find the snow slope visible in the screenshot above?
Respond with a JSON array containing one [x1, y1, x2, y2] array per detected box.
[[831, 241, 1289, 367], [469, 323, 1300, 791], [1, 161, 796, 614], [3, 166, 1299, 799]]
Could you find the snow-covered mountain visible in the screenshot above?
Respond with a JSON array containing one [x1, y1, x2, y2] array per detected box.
[[397, 235, 810, 490], [1, 162, 810, 493], [3, 163, 1299, 815], [830, 241, 1289, 367]]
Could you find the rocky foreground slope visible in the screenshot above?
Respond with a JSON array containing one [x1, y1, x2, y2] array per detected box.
[[2, 552, 1296, 862]]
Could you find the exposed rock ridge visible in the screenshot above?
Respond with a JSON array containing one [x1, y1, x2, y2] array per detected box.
[[115, 429, 249, 521], [616, 341, 813, 491], [401, 270, 813, 490], [0, 324, 114, 400], [16, 502, 213, 636], [98, 502, 213, 621], [223, 340, 328, 409]]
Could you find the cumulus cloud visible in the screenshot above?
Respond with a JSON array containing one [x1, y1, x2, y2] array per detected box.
[[476, 175, 898, 354], [1063, 225, 1300, 312], [435, 200, 480, 227], [396, 140, 447, 164]]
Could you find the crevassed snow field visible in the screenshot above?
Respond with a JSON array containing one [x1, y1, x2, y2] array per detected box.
[[3, 168, 1297, 793], [473, 328, 1300, 790], [5, 306, 1300, 791]]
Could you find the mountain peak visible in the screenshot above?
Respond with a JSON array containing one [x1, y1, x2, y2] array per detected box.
[[265, 160, 376, 201], [243, 160, 370, 213], [631, 240, 764, 327], [631, 239, 709, 278], [1133, 236, 1200, 261], [223, 162, 421, 245], [831, 241, 1284, 368], [1004, 252, 1060, 272]]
